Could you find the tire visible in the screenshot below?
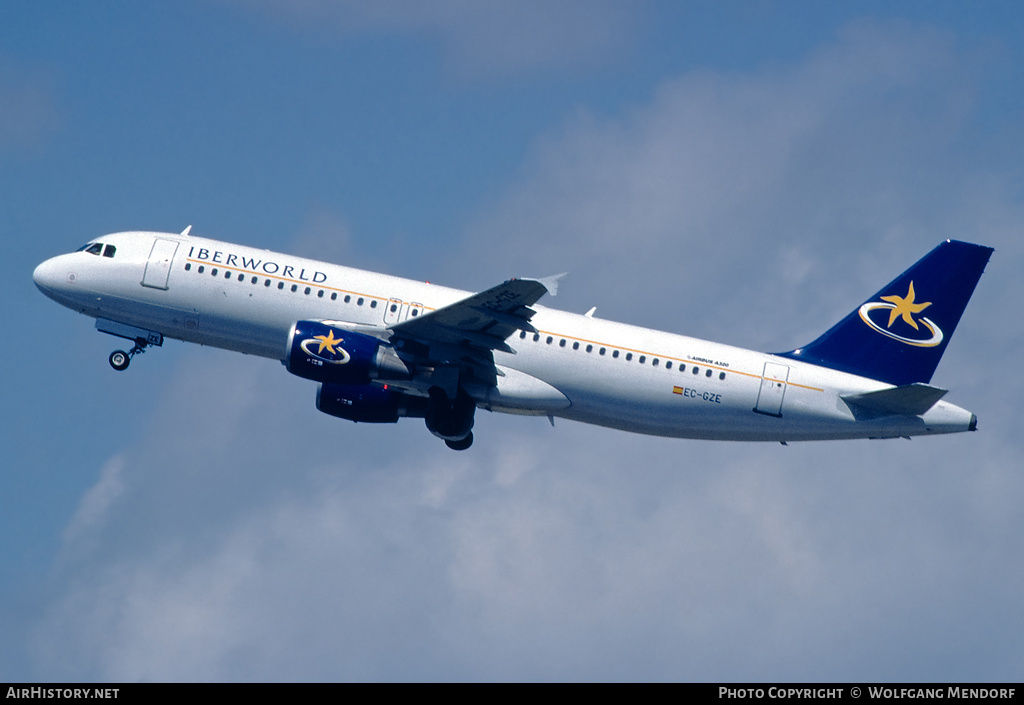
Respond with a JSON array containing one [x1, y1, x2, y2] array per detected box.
[[444, 432, 473, 451], [109, 350, 130, 371]]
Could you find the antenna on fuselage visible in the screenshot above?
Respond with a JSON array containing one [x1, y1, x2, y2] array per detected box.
[[180, 225, 192, 237]]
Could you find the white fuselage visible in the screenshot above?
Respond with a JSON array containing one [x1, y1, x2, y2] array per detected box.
[[33, 231, 977, 442]]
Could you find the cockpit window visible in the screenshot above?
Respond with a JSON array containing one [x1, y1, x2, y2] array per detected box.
[[76, 242, 115, 257]]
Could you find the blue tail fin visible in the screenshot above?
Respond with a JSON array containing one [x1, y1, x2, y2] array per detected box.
[[779, 240, 993, 386]]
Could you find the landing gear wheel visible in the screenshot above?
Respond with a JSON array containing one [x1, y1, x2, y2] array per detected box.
[[109, 350, 130, 371], [444, 432, 473, 451]]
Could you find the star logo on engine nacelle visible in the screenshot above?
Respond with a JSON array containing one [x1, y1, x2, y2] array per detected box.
[[300, 329, 351, 364]]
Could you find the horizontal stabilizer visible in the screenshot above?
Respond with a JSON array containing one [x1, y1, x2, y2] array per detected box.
[[842, 383, 948, 416]]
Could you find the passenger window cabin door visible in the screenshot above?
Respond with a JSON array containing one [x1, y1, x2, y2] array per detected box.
[[384, 299, 425, 325], [385, 301, 430, 325], [384, 298, 406, 325]]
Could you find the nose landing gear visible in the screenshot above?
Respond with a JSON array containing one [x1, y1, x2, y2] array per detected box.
[[96, 319, 163, 371]]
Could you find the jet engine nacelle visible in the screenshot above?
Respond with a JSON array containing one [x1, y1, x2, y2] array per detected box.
[[317, 383, 427, 423], [286, 321, 411, 385]]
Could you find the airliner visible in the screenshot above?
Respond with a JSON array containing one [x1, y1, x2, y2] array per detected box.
[[33, 228, 992, 450]]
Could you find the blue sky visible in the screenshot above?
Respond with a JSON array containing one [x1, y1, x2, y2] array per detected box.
[[3, 1, 1024, 681]]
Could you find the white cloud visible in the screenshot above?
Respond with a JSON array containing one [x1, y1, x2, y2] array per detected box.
[[462, 21, 982, 348], [60, 455, 126, 559], [32, 389, 1024, 680]]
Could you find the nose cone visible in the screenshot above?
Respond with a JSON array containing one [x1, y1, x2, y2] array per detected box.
[[33, 257, 62, 294], [33, 255, 78, 305]]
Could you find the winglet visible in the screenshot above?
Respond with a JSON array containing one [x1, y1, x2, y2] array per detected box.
[[531, 272, 567, 298]]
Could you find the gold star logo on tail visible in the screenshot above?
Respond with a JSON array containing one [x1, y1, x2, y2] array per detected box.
[[858, 281, 943, 348], [880, 281, 931, 329]]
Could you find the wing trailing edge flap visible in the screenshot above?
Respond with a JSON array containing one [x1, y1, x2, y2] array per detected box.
[[841, 383, 948, 417]]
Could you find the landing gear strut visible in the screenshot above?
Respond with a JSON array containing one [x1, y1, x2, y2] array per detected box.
[[426, 386, 476, 450]]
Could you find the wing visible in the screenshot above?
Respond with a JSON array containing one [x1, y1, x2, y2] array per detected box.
[[388, 273, 565, 385]]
